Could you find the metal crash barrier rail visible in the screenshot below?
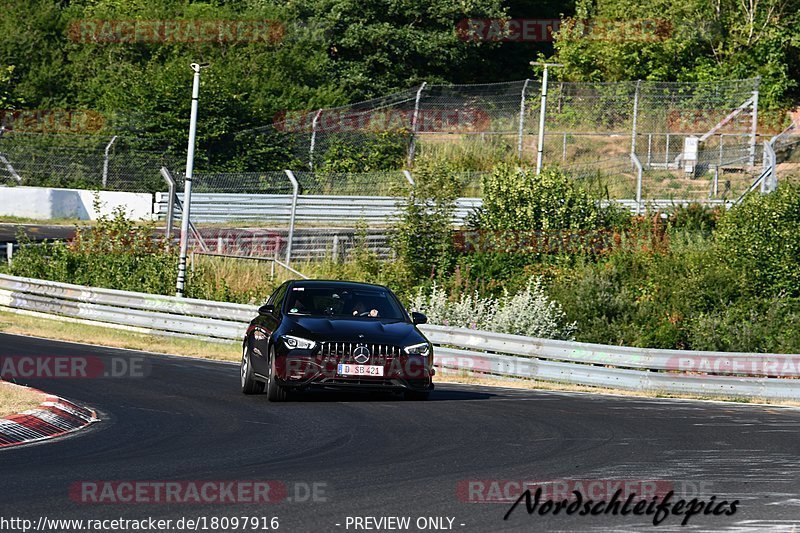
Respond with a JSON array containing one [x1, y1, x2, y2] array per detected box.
[[1, 274, 798, 400]]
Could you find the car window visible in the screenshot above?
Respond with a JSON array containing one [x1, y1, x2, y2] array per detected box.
[[268, 282, 289, 312], [285, 286, 405, 320]]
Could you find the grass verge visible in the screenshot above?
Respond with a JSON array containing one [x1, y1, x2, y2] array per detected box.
[[0, 309, 797, 408], [0, 381, 46, 417], [0, 310, 240, 362]]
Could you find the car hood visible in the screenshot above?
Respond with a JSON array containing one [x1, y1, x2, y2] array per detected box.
[[284, 316, 427, 346]]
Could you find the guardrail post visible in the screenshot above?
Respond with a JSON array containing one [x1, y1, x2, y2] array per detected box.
[[284, 170, 299, 265], [5, 243, 12, 266], [102, 135, 118, 188]]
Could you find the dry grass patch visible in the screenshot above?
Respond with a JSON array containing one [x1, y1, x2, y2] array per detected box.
[[0, 381, 46, 417]]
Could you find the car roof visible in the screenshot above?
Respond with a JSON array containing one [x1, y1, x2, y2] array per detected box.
[[288, 279, 390, 291]]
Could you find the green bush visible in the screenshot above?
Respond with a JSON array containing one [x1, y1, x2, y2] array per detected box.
[[715, 182, 800, 298], [478, 165, 603, 231], [391, 156, 460, 280], [9, 208, 178, 295], [687, 298, 800, 353], [319, 131, 410, 172]]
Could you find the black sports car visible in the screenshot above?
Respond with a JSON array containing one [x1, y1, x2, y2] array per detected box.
[[240, 280, 434, 401]]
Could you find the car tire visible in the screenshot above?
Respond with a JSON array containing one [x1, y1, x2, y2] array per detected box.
[[403, 390, 430, 401], [241, 343, 265, 395], [266, 345, 288, 402]]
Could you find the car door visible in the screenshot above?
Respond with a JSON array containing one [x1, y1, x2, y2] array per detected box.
[[251, 282, 289, 375]]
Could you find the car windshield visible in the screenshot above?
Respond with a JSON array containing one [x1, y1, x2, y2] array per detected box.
[[284, 285, 405, 320]]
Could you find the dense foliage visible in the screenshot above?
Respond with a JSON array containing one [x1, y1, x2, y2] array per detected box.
[[551, 0, 800, 109]]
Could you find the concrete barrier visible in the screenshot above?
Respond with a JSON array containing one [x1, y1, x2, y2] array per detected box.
[[0, 186, 154, 221]]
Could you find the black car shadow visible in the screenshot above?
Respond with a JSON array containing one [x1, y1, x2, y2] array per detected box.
[[283, 386, 495, 403]]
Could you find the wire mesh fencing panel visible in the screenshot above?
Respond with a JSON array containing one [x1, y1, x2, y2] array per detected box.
[[158, 170, 413, 262], [0, 132, 181, 192], [414, 80, 531, 167], [1, 77, 780, 208]]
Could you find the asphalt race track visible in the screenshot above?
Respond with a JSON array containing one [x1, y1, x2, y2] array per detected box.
[[2, 332, 800, 532]]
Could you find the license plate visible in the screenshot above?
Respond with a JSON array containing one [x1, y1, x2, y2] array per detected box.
[[337, 364, 384, 376]]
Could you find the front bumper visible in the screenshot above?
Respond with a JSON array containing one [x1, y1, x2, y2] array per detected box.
[[275, 353, 434, 392]]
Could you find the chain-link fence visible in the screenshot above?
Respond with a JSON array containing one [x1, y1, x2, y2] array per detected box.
[[0, 131, 182, 192], [162, 170, 420, 263], [2, 77, 785, 200]]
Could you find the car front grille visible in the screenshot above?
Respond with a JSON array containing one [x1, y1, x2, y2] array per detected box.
[[319, 342, 401, 365]]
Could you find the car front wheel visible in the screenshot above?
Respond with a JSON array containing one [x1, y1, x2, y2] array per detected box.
[[266, 345, 288, 402], [241, 343, 265, 395]]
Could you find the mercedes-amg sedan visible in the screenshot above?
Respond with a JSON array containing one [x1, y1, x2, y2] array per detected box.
[[241, 280, 434, 401]]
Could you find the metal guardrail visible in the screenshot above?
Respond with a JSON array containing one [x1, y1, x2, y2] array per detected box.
[[154, 193, 481, 225], [1, 274, 798, 400], [155, 193, 739, 227]]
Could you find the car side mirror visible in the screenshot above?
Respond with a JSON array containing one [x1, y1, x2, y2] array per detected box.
[[411, 312, 427, 325], [258, 303, 275, 316]]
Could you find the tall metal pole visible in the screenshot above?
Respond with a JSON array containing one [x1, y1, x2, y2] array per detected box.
[[406, 82, 427, 168], [176, 62, 208, 297], [532, 63, 562, 174], [516, 79, 531, 159]]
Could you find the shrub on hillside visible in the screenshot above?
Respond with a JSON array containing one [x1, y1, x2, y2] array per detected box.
[[715, 182, 800, 298], [477, 165, 603, 231], [410, 277, 575, 339], [9, 208, 177, 295]]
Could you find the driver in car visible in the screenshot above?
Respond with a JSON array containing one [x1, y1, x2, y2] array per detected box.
[[351, 299, 379, 317]]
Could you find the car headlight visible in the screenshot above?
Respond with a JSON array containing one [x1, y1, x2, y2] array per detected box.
[[282, 335, 316, 350], [404, 342, 430, 356]]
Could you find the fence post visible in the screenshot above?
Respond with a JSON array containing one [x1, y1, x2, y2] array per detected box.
[[630, 80, 641, 167], [102, 135, 118, 188], [406, 82, 427, 167], [284, 170, 299, 265], [0, 129, 22, 183], [332, 234, 339, 263], [762, 140, 777, 193], [309, 109, 323, 170], [749, 85, 759, 168], [159, 167, 176, 246], [516, 78, 531, 159], [632, 153, 643, 215]]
